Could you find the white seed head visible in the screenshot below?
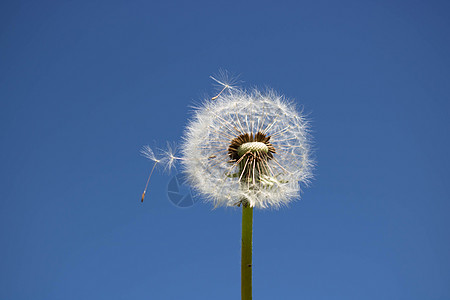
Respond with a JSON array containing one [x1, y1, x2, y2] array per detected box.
[[181, 88, 314, 209]]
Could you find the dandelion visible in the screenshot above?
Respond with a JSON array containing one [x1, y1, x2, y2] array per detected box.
[[180, 83, 313, 300], [181, 88, 313, 209], [140, 75, 313, 300]]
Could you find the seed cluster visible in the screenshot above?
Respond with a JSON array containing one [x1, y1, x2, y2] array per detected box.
[[228, 132, 276, 185], [228, 132, 275, 162], [181, 88, 313, 208]]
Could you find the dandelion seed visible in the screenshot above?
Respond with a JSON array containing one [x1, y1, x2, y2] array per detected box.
[[140, 145, 159, 162], [160, 142, 181, 172], [210, 70, 241, 100], [140, 145, 160, 203]]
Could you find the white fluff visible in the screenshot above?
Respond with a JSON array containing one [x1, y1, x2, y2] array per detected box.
[[181, 88, 314, 209]]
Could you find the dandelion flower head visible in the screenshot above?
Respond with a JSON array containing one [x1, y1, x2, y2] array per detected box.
[[182, 84, 313, 209]]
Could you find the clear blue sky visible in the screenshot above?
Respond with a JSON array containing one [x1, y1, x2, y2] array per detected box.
[[1, 0, 449, 299]]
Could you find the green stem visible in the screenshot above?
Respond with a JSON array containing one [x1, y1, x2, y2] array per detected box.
[[241, 205, 253, 300]]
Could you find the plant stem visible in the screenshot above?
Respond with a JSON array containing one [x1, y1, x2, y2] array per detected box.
[[241, 205, 253, 300]]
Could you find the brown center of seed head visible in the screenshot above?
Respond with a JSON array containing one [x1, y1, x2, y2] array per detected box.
[[228, 132, 276, 162]]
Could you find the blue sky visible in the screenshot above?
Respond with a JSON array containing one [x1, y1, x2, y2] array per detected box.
[[1, 0, 449, 299]]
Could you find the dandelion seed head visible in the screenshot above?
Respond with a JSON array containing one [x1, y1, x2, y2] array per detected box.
[[181, 88, 314, 209]]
